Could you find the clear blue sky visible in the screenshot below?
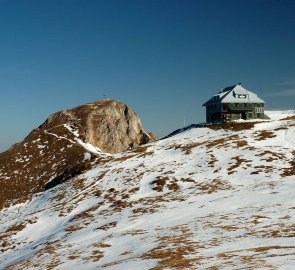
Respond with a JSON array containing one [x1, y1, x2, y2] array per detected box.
[[0, 0, 294, 152]]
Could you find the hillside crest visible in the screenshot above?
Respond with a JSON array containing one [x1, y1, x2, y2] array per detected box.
[[0, 99, 155, 208]]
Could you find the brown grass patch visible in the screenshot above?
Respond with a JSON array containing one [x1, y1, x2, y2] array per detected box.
[[219, 225, 241, 231], [152, 176, 169, 192], [87, 242, 111, 262], [96, 170, 109, 181], [168, 142, 203, 155], [3, 223, 26, 234], [254, 130, 277, 141], [180, 177, 195, 183], [142, 225, 198, 270], [136, 150, 154, 158], [281, 151, 295, 177], [208, 122, 256, 131], [252, 245, 295, 252], [151, 176, 180, 192], [274, 127, 288, 131], [255, 150, 286, 163], [235, 140, 248, 148], [197, 179, 231, 194], [113, 154, 137, 162], [227, 156, 252, 172], [208, 154, 218, 168], [206, 138, 227, 149], [133, 145, 150, 153], [280, 115, 295, 121], [96, 221, 117, 230], [65, 224, 84, 233]]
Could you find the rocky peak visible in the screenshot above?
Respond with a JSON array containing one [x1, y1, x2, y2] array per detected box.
[[0, 99, 156, 208], [37, 99, 152, 154]]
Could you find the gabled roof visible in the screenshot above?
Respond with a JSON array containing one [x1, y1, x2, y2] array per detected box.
[[202, 84, 265, 106]]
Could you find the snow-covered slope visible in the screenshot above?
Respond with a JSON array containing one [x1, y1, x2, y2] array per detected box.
[[0, 111, 294, 269]]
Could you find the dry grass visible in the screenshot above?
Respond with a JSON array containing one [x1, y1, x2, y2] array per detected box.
[[197, 179, 231, 194], [180, 142, 203, 155], [3, 223, 26, 234], [152, 176, 169, 192], [65, 224, 84, 233], [254, 130, 277, 141], [136, 150, 155, 158], [168, 142, 202, 155], [86, 242, 111, 262], [180, 177, 195, 183], [281, 151, 295, 177], [280, 115, 295, 121], [227, 156, 252, 172], [96, 221, 117, 231], [142, 225, 198, 270], [255, 150, 286, 163], [208, 154, 217, 168], [113, 154, 137, 162], [208, 122, 256, 131], [96, 170, 109, 181], [235, 140, 248, 148], [151, 176, 180, 192], [206, 138, 227, 149], [274, 127, 288, 131], [0, 121, 94, 209]]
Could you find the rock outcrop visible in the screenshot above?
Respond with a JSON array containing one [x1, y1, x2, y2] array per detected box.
[[0, 100, 155, 208]]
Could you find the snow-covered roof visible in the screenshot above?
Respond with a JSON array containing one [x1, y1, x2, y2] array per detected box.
[[203, 84, 265, 106]]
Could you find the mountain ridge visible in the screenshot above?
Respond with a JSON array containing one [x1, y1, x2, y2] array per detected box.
[[0, 99, 155, 209]]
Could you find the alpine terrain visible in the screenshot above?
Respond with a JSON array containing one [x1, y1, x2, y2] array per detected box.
[[0, 103, 294, 269]]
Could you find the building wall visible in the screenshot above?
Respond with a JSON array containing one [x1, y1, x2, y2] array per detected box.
[[206, 103, 222, 122], [206, 103, 264, 122]]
